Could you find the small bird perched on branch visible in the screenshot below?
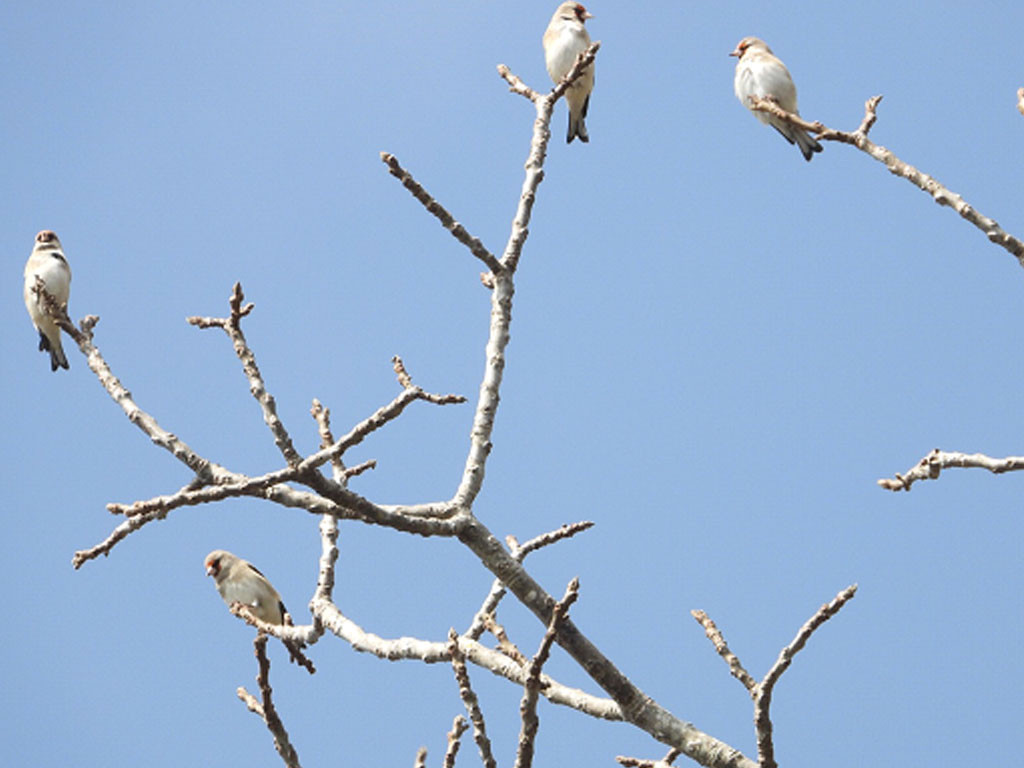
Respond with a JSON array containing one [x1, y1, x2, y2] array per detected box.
[[205, 549, 309, 668], [731, 37, 822, 161], [543, 2, 594, 144], [23, 230, 72, 371]]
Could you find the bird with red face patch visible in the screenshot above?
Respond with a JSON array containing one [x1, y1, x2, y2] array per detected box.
[[23, 230, 72, 371], [206, 550, 289, 624], [731, 37, 822, 161], [205, 549, 309, 669], [543, 2, 595, 143]]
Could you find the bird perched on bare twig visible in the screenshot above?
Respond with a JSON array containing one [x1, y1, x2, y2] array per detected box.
[[731, 37, 822, 161], [543, 2, 595, 144], [23, 230, 71, 371], [205, 549, 309, 668]]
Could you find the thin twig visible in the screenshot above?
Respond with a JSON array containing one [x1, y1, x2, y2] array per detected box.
[[748, 94, 1024, 267], [466, 521, 593, 640], [689, 610, 757, 692], [230, 604, 317, 675], [496, 65, 539, 102], [237, 635, 303, 768], [694, 587, 857, 768], [878, 448, 1024, 491], [515, 579, 579, 768], [311, 399, 346, 483], [484, 614, 527, 665], [447, 629, 497, 768], [443, 716, 469, 768], [36, 282, 234, 488], [380, 153, 503, 274], [752, 584, 858, 768], [188, 282, 301, 465], [515, 521, 594, 558]]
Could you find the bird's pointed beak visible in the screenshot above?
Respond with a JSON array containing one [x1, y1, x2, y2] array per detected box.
[[584, 11, 594, 19], [205, 564, 215, 576], [729, 49, 741, 58]]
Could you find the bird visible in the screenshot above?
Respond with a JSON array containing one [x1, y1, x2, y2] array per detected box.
[[543, 2, 595, 144], [23, 230, 72, 371], [731, 37, 822, 161], [205, 549, 291, 625], [205, 549, 310, 669]]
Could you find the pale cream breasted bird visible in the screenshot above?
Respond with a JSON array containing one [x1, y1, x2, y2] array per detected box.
[[206, 549, 290, 625], [23, 230, 72, 371], [543, 2, 594, 144], [731, 37, 822, 162], [205, 549, 311, 668]]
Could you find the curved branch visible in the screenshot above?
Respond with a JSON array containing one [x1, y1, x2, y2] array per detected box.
[[309, 594, 621, 720], [878, 448, 1024, 491], [451, 48, 601, 510], [749, 94, 1024, 268]]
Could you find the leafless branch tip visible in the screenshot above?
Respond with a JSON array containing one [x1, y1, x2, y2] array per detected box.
[[447, 629, 497, 768], [878, 448, 1024, 491], [238, 635, 303, 768]]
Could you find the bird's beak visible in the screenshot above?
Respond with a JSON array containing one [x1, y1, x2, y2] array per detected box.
[[584, 11, 594, 19], [729, 49, 741, 58], [205, 564, 215, 576]]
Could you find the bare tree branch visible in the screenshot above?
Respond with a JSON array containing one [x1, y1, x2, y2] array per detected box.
[[310, 399, 346, 482], [616, 750, 682, 768], [380, 153, 502, 275], [444, 716, 470, 768], [753, 585, 857, 768], [75, 346, 466, 566], [878, 447, 1024, 491], [748, 94, 1024, 268], [515, 578, 579, 768], [188, 282, 301, 465], [458, 515, 756, 768], [466, 521, 593, 640], [689, 610, 757, 692], [448, 629, 497, 768], [513, 521, 594, 558], [451, 44, 602, 512], [496, 66, 539, 102], [693, 585, 858, 768], [32, 279, 236, 492], [236, 635, 302, 768], [68, 40, 772, 768], [497, 42, 600, 108], [309, 592, 621, 719], [484, 614, 527, 665], [230, 603, 317, 674]]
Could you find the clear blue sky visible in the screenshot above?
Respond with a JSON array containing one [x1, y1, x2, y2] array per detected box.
[[3, 2, 1022, 766]]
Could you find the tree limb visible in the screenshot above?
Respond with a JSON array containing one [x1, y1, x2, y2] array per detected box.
[[748, 94, 1024, 268], [878, 448, 1024, 491]]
